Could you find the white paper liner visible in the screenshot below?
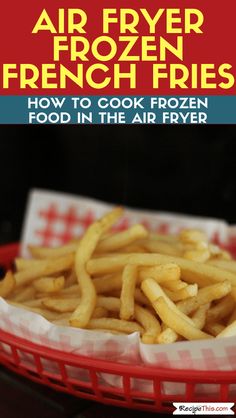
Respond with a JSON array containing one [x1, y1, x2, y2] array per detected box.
[[2, 189, 236, 397]]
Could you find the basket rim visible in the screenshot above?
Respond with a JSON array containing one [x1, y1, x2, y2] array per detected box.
[[1, 325, 236, 383]]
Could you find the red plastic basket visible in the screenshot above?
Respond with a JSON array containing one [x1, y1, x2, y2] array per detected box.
[[0, 243, 236, 413]]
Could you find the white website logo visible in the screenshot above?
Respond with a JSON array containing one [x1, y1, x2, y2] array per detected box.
[[173, 403, 234, 415]]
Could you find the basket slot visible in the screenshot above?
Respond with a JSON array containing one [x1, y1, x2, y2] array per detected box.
[[15, 349, 40, 377], [160, 380, 187, 400], [11, 346, 20, 365], [65, 365, 92, 390], [0, 342, 12, 359], [193, 383, 220, 401], [130, 379, 157, 408], [229, 384, 236, 399], [122, 375, 133, 405], [89, 370, 102, 399]]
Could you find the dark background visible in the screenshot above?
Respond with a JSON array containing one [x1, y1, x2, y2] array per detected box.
[[0, 124, 236, 244]]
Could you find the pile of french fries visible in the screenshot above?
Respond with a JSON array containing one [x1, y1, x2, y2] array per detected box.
[[1, 207, 236, 344]]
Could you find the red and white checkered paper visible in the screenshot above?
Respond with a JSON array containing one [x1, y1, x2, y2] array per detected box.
[[21, 189, 232, 257], [1, 189, 236, 394]]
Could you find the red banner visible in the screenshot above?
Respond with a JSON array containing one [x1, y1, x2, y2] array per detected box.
[[0, 0, 235, 95]]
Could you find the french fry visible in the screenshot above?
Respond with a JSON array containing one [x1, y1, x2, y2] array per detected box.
[[183, 249, 210, 263], [163, 280, 188, 291], [209, 244, 225, 257], [177, 281, 232, 315], [24, 297, 45, 308], [149, 233, 178, 243], [120, 265, 137, 320], [138, 264, 181, 285], [204, 322, 225, 337], [157, 327, 179, 344], [35, 284, 80, 300], [197, 281, 232, 303], [191, 304, 210, 329], [53, 311, 103, 327], [141, 278, 196, 326], [134, 304, 161, 344], [91, 307, 108, 319], [43, 295, 120, 314], [65, 270, 77, 288], [70, 207, 123, 328], [119, 244, 147, 253], [11, 286, 35, 302], [229, 286, 236, 302], [134, 288, 150, 306], [153, 297, 212, 341], [86, 318, 144, 335], [14, 254, 74, 287], [216, 320, 236, 338], [60, 284, 80, 296], [108, 288, 150, 306], [87, 253, 236, 287], [43, 297, 80, 312], [93, 273, 122, 294], [28, 241, 79, 259], [206, 295, 235, 323], [227, 307, 236, 325], [179, 229, 207, 245], [96, 296, 120, 312], [207, 259, 236, 273], [15, 258, 49, 271], [33, 276, 65, 293], [176, 297, 199, 316], [163, 284, 198, 302], [141, 240, 182, 256], [220, 251, 232, 260], [0, 271, 15, 298], [8, 301, 67, 321], [96, 224, 148, 253]]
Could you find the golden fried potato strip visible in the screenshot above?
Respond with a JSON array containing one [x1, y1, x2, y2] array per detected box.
[[70, 207, 123, 328]]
